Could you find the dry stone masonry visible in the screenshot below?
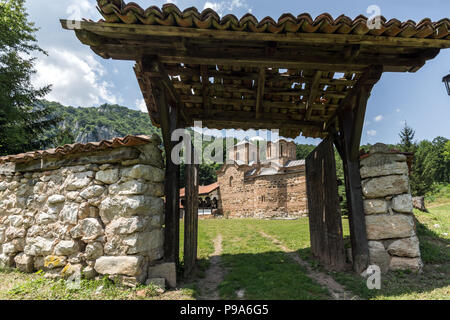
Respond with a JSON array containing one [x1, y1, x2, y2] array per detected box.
[[0, 135, 174, 287], [361, 144, 422, 273]]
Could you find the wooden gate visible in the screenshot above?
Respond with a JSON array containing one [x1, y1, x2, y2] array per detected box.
[[305, 137, 346, 271]]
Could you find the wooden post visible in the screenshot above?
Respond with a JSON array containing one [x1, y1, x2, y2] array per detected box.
[[338, 94, 369, 274], [154, 81, 181, 267], [141, 55, 185, 268], [334, 66, 382, 273], [184, 142, 199, 278]]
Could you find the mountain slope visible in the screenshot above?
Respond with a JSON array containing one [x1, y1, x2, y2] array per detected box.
[[41, 100, 161, 144]]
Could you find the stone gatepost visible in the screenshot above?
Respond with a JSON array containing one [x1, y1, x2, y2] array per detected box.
[[360, 144, 422, 273]]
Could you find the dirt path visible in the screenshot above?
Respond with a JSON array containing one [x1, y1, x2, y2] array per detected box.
[[197, 234, 225, 300], [427, 201, 450, 209], [259, 231, 361, 300]]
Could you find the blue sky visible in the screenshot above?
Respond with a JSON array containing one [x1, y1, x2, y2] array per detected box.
[[25, 0, 450, 145]]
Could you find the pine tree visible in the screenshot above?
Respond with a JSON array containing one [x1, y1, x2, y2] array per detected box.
[[398, 122, 416, 153], [0, 0, 57, 155]]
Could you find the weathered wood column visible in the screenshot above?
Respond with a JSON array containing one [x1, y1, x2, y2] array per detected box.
[[141, 56, 187, 268], [184, 142, 199, 278], [336, 66, 382, 273]]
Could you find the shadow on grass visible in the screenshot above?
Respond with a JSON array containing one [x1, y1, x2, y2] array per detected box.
[[303, 218, 450, 300], [179, 248, 331, 300]]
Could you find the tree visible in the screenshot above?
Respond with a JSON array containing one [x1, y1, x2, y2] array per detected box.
[[0, 0, 56, 155], [398, 122, 416, 153]]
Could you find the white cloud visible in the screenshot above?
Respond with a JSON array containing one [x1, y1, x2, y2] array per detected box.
[[203, 0, 252, 16], [33, 48, 122, 107], [367, 130, 377, 137], [396, 108, 401, 113], [135, 98, 147, 112], [66, 0, 97, 20], [374, 115, 383, 122]]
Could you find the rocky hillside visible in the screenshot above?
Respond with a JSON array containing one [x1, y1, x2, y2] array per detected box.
[[41, 100, 161, 145]]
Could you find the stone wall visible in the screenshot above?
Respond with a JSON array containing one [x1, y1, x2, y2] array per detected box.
[[0, 135, 173, 287], [218, 165, 308, 219], [361, 144, 422, 273]]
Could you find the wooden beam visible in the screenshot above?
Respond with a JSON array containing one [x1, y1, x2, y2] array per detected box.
[[255, 68, 266, 119], [305, 71, 322, 120], [148, 70, 181, 267], [61, 20, 450, 49], [89, 41, 433, 72], [338, 108, 369, 274], [324, 66, 383, 131], [200, 65, 210, 113], [184, 142, 199, 278], [141, 55, 189, 125], [350, 88, 371, 160]]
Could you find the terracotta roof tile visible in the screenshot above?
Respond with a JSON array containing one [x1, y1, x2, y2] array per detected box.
[[0, 134, 159, 164], [180, 182, 219, 197], [94, 1, 450, 40]]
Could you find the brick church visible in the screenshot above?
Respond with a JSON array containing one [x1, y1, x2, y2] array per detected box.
[[216, 139, 308, 219]]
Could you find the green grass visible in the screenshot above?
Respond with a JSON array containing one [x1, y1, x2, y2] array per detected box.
[[0, 268, 187, 300], [1, 201, 448, 300]]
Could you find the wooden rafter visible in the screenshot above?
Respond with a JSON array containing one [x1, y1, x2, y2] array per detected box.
[[305, 71, 322, 120], [200, 65, 210, 113], [255, 68, 266, 119]]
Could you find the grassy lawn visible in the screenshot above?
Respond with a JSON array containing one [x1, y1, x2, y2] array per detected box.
[[1, 202, 448, 300]]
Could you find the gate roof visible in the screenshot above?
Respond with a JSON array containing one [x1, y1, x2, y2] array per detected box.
[[61, 1, 450, 138]]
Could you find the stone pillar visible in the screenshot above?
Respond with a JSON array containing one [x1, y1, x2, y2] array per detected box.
[[360, 143, 422, 273]]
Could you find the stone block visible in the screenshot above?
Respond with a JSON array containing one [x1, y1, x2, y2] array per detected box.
[[121, 165, 164, 182], [363, 199, 388, 215], [94, 256, 146, 277], [389, 256, 423, 272], [360, 161, 408, 179], [48, 195, 65, 205], [362, 175, 409, 198], [70, 218, 104, 241], [366, 214, 415, 240], [80, 185, 105, 200], [24, 237, 56, 256], [387, 236, 420, 258], [14, 253, 34, 273], [44, 255, 67, 269], [95, 169, 119, 185], [54, 240, 80, 256], [392, 194, 413, 213], [147, 262, 176, 288], [59, 203, 79, 225], [99, 196, 164, 224], [0, 253, 15, 268]]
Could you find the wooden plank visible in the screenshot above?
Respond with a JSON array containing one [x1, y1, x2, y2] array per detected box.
[[255, 68, 266, 119], [184, 143, 199, 278], [306, 137, 346, 271], [61, 20, 450, 49], [305, 71, 322, 120], [338, 109, 369, 273]]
